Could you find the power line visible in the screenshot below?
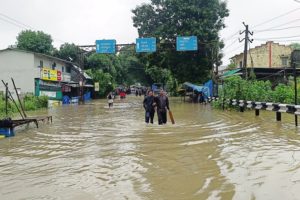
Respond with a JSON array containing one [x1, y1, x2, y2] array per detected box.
[[223, 43, 244, 55], [0, 16, 27, 29], [223, 38, 239, 50], [254, 18, 300, 32], [254, 34, 300, 40], [222, 31, 240, 41], [0, 12, 67, 44], [253, 7, 300, 28], [254, 39, 300, 42], [0, 13, 35, 30], [254, 25, 300, 33]]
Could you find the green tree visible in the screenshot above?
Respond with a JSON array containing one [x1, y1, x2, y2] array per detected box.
[[226, 60, 237, 70], [54, 43, 80, 63], [16, 30, 53, 54], [118, 46, 151, 86], [290, 43, 300, 50], [132, 0, 229, 83], [86, 53, 117, 78], [86, 69, 114, 97]]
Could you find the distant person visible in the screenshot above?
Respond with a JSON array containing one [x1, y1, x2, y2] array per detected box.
[[143, 90, 155, 124], [135, 90, 138, 97], [107, 92, 114, 108], [120, 90, 126, 99], [138, 89, 142, 96], [154, 89, 170, 125]]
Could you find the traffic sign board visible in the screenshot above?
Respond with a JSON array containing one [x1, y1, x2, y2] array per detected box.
[[136, 38, 156, 53], [176, 36, 198, 51], [96, 40, 116, 54]]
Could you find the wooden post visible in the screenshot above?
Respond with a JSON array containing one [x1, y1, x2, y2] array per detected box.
[[255, 109, 259, 116], [276, 112, 281, 121]]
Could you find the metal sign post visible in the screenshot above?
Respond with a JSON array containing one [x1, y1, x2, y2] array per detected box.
[[292, 50, 300, 126]]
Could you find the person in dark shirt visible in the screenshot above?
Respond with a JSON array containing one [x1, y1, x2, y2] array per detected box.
[[143, 90, 155, 124], [107, 92, 114, 108], [154, 89, 170, 125]]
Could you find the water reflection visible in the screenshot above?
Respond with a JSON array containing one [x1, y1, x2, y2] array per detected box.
[[0, 97, 300, 199]]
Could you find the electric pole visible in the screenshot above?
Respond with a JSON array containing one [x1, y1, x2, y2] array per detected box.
[[239, 22, 253, 79]]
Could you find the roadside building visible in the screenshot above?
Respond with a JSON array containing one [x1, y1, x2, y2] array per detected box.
[[231, 41, 292, 68], [0, 48, 93, 102]]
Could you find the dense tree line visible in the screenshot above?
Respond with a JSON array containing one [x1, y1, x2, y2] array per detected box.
[[14, 0, 229, 96]]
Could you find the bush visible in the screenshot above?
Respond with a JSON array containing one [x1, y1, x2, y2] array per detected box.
[[214, 76, 299, 109]]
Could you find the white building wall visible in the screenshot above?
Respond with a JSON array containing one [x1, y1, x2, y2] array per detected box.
[[0, 50, 37, 94], [33, 55, 71, 82]]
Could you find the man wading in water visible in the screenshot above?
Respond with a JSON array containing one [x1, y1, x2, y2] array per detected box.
[[154, 89, 170, 125], [143, 90, 155, 124]]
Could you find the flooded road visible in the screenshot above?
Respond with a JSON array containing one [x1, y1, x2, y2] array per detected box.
[[1, 96, 300, 200]]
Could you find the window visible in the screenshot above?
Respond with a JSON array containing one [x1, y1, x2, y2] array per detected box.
[[52, 62, 56, 70], [281, 57, 288, 67], [39, 60, 43, 68], [66, 66, 71, 73], [239, 61, 243, 68]]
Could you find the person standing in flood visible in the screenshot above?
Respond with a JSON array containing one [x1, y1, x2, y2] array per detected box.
[[107, 92, 114, 108], [143, 90, 155, 124], [154, 89, 170, 125]]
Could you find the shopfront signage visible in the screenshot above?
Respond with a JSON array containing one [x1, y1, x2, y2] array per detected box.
[[41, 68, 62, 81], [94, 82, 100, 92]]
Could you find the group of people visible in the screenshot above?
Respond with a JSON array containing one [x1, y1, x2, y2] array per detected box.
[[143, 89, 170, 125], [107, 89, 171, 125]]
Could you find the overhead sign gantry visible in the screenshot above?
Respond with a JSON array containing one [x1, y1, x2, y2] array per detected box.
[[91, 36, 198, 54]]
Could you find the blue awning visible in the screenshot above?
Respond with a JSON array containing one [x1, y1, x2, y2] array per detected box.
[[182, 82, 210, 97]]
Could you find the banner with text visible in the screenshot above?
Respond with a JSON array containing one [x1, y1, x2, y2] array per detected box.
[[41, 68, 62, 81]]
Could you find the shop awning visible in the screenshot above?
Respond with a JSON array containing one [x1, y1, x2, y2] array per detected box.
[[221, 69, 241, 78]]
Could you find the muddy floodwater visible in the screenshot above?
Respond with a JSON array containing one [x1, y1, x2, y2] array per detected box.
[[1, 96, 300, 200]]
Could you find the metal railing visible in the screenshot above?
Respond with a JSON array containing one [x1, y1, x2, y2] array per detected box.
[[210, 97, 300, 126]]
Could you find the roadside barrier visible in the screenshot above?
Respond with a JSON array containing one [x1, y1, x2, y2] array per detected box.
[[212, 98, 299, 124]]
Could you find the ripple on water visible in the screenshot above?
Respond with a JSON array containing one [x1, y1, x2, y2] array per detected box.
[[1, 98, 300, 200]]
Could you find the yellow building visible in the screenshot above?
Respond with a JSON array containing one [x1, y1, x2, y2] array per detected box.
[[231, 41, 292, 68]]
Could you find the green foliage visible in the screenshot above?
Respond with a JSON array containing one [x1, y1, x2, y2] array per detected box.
[[132, 0, 229, 83], [226, 60, 236, 70], [272, 84, 294, 104], [290, 43, 300, 50], [86, 69, 114, 97], [145, 66, 171, 83], [54, 43, 81, 63], [24, 94, 48, 110], [86, 53, 119, 80], [214, 76, 298, 109], [118, 47, 151, 86], [16, 30, 53, 54], [0, 94, 48, 118]]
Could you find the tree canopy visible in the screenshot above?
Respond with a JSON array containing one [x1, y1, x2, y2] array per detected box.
[[132, 0, 229, 83], [16, 30, 54, 54], [290, 43, 300, 50], [54, 43, 81, 63]]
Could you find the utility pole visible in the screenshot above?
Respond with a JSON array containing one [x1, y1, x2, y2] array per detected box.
[[239, 22, 253, 80]]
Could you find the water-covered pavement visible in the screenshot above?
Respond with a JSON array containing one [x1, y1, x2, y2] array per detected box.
[[1, 96, 300, 200]]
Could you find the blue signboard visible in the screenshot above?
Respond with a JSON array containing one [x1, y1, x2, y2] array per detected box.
[[176, 36, 198, 51], [136, 38, 156, 53], [96, 40, 116, 54]]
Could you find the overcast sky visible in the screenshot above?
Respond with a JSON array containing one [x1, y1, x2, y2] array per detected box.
[[1, 0, 300, 65]]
